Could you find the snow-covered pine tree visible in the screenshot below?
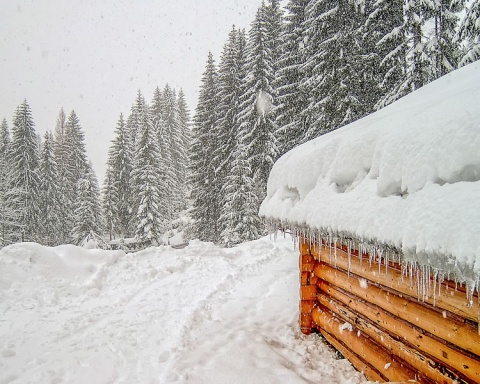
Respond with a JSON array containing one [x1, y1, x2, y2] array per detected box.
[[238, 2, 279, 201], [102, 163, 118, 241], [53, 108, 72, 244], [104, 113, 134, 239], [38, 131, 62, 245], [163, 85, 186, 219], [126, 90, 148, 150], [71, 162, 104, 246], [175, 89, 191, 213], [458, 0, 480, 66], [0, 119, 16, 246], [368, 0, 408, 109], [275, 0, 309, 154], [131, 105, 167, 247], [9, 100, 41, 242], [423, 0, 464, 79], [150, 86, 174, 224], [216, 27, 249, 246], [189, 52, 221, 242], [300, 0, 341, 138]]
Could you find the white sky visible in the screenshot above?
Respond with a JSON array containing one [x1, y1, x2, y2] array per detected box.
[[0, 0, 271, 181]]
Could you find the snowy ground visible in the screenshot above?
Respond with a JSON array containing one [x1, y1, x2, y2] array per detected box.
[[0, 235, 366, 384]]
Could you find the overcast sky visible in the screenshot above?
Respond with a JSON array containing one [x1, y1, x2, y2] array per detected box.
[[0, 0, 275, 181]]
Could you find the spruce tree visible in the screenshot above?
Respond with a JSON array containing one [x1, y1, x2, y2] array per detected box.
[[71, 163, 104, 246], [102, 163, 118, 241], [53, 108, 72, 244], [176, 89, 191, 212], [131, 105, 167, 247], [0, 119, 15, 246], [422, 0, 464, 79], [216, 27, 251, 246], [458, 0, 480, 66], [38, 131, 62, 245], [104, 114, 134, 238], [9, 100, 41, 242], [238, 2, 279, 198], [189, 52, 221, 242], [368, 0, 408, 109], [150, 86, 175, 223], [275, 0, 309, 154]]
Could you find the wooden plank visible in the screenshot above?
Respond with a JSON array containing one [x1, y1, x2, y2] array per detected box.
[[314, 262, 480, 356], [317, 245, 477, 323], [312, 306, 418, 382], [318, 292, 457, 384], [318, 280, 480, 383], [319, 329, 386, 383]]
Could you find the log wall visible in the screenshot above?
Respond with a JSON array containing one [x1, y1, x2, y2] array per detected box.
[[298, 237, 480, 384]]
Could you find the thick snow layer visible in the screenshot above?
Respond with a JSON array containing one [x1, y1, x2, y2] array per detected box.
[[260, 63, 480, 282], [0, 238, 365, 384]]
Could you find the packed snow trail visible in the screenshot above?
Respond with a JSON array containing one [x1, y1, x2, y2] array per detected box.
[[0, 236, 365, 384]]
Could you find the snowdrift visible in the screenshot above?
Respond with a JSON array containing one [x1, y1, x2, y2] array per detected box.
[[0, 239, 365, 384], [260, 62, 480, 286]]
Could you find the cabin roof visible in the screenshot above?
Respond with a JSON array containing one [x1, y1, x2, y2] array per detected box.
[[260, 62, 480, 286]]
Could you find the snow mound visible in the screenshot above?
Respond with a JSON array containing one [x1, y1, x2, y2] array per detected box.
[[260, 62, 480, 284]]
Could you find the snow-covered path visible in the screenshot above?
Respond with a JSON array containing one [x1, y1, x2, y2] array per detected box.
[[0, 236, 365, 384]]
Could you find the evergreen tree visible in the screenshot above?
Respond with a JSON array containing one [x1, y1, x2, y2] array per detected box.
[[189, 52, 221, 242], [216, 27, 251, 246], [71, 163, 104, 245], [104, 114, 134, 238], [239, 2, 279, 197], [369, 0, 409, 109], [9, 100, 40, 242], [458, 0, 480, 66], [150, 86, 175, 223], [132, 106, 167, 247], [0, 119, 15, 246], [38, 131, 62, 245], [176, 89, 191, 212], [275, 0, 309, 153], [422, 0, 464, 79], [102, 163, 118, 241], [53, 108, 72, 244]]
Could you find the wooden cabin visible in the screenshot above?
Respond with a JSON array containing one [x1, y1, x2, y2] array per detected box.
[[297, 234, 479, 383], [260, 63, 480, 383]]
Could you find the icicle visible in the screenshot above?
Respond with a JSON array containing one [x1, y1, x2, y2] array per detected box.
[[334, 237, 338, 268], [432, 269, 438, 307], [385, 250, 389, 280], [347, 240, 352, 278]]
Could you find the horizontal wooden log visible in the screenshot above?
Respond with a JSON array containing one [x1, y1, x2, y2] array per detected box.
[[314, 262, 480, 357], [318, 280, 480, 383], [312, 306, 418, 382], [318, 292, 456, 384], [318, 329, 386, 382], [317, 245, 478, 323], [300, 285, 317, 301]]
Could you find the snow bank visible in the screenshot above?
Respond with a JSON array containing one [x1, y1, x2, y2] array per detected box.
[[260, 62, 480, 285], [0, 239, 365, 384]]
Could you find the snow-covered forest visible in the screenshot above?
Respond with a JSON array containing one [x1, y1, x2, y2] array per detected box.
[[1, 0, 480, 250]]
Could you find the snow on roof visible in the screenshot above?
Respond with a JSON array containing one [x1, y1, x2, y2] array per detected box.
[[260, 62, 480, 285]]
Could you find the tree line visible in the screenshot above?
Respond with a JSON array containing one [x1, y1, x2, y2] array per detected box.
[[189, 0, 480, 247], [2, 1, 479, 250], [0, 85, 190, 249]]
